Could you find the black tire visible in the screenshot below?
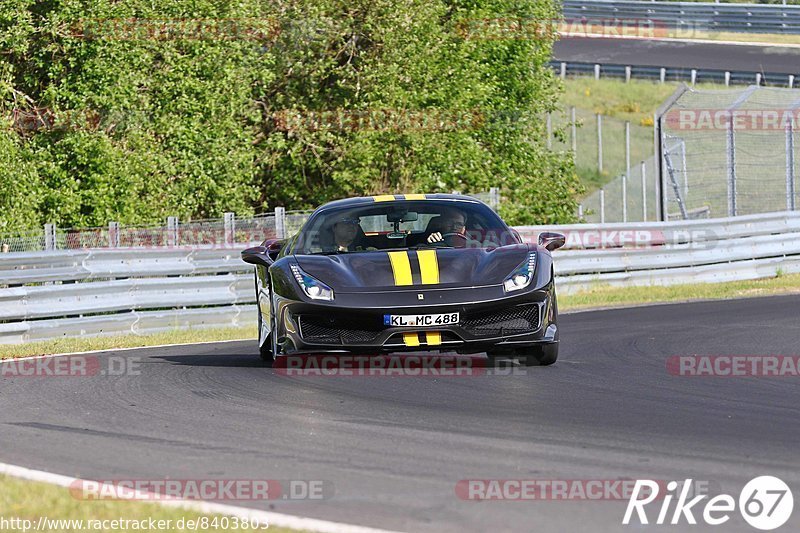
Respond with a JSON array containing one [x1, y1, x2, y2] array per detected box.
[[516, 343, 558, 366], [487, 344, 558, 367], [255, 271, 274, 363]]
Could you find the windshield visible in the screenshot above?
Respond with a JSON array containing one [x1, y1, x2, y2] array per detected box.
[[292, 199, 518, 255]]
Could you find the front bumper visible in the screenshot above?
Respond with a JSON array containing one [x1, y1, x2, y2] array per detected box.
[[272, 283, 558, 355]]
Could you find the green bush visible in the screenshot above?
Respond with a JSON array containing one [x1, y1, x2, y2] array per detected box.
[[0, 0, 580, 230]]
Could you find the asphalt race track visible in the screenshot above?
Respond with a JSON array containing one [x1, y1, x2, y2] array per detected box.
[[2, 295, 800, 532], [553, 37, 800, 74]]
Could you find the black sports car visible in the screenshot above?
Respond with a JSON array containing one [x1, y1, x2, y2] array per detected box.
[[242, 194, 565, 366]]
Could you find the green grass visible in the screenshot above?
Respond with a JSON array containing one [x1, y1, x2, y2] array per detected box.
[[560, 273, 800, 311], [0, 326, 256, 360], [0, 474, 303, 532]]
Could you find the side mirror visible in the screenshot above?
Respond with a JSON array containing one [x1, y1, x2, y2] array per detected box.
[[510, 228, 523, 244], [241, 246, 271, 266], [266, 239, 284, 260], [538, 232, 566, 252]]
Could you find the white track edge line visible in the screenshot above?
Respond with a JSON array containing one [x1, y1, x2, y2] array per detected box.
[[0, 462, 403, 533]]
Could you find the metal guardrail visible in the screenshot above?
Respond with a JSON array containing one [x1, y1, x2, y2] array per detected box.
[[551, 61, 799, 87], [563, 0, 800, 34], [2, 210, 799, 344]]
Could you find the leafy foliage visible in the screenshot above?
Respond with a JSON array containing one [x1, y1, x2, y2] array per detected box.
[[0, 0, 580, 231]]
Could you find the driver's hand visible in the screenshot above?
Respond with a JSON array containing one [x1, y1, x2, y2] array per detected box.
[[427, 232, 443, 243]]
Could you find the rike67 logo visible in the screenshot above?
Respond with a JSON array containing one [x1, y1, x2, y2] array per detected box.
[[624, 476, 793, 530]]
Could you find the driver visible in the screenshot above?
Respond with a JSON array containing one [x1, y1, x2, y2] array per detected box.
[[332, 215, 364, 251], [426, 208, 467, 244]]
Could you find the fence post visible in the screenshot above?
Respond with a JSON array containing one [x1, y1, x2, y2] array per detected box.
[[625, 121, 631, 175], [599, 188, 606, 224], [596, 113, 603, 173], [546, 112, 552, 150], [275, 207, 286, 239], [44, 223, 56, 251], [578, 203, 584, 220], [489, 187, 501, 211], [167, 216, 179, 247], [726, 113, 737, 216], [223, 212, 235, 247], [570, 106, 577, 153], [108, 221, 120, 248], [622, 174, 628, 222], [787, 121, 796, 211], [641, 160, 647, 221]]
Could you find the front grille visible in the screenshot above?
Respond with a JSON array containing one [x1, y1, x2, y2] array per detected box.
[[299, 315, 384, 344], [460, 304, 540, 336]]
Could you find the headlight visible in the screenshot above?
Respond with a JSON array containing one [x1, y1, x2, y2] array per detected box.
[[290, 264, 334, 301], [503, 252, 536, 293]]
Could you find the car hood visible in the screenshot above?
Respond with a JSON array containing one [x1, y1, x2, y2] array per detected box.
[[294, 245, 532, 292]]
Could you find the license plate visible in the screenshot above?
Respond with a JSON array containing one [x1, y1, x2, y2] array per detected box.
[[383, 312, 460, 327]]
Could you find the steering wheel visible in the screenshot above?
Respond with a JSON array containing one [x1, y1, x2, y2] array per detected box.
[[429, 232, 468, 248]]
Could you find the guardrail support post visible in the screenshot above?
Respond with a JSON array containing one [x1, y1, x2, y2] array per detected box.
[[786, 121, 796, 211], [167, 216, 179, 247], [594, 64, 600, 80], [577, 203, 584, 220], [756, 73, 762, 86], [223, 212, 235, 247], [725, 71, 731, 86], [625, 65, 631, 83], [690, 69, 697, 86], [597, 113, 603, 173], [44, 223, 56, 251], [275, 207, 286, 239], [108, 222, 120, 248], [560, 62, 566, 79], [790, 75, 795, 89], [660, 68, 666, 84]]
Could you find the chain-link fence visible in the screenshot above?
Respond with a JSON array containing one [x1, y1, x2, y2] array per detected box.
[[0, 191, 502, 253], [580, 156, 660, 223], [658, 85, 800, 220]]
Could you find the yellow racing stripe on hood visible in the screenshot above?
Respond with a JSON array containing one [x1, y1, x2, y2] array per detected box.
[[388, 251, 413, 286], [417, 249, 439, 285]]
